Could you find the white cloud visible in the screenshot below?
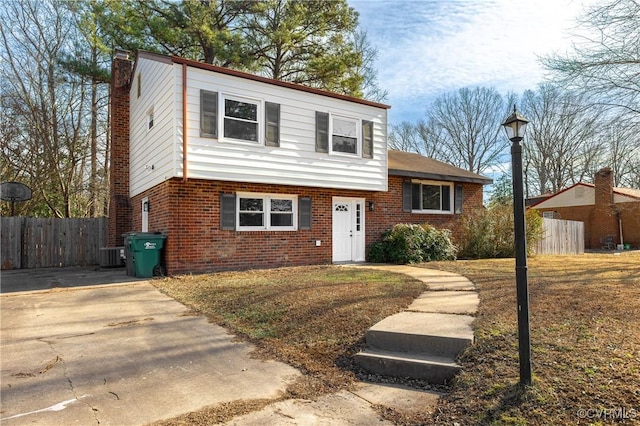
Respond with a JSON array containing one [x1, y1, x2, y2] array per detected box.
[[351, 0, 589, 124]]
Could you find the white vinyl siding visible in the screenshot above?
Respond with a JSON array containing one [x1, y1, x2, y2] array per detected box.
[[183, 65, 387, 192], [129, 55, 388, 196], [130, 57, 176, 197]]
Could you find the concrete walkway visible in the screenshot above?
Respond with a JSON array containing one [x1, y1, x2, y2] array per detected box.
[[0, 264, 478, 425], [225, 264, 479, 424]]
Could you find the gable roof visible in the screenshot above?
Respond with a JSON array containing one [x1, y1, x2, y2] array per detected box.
[[529, 182, 640, 209], [134, 50, 391, 110], [387, 150, 492, 185]]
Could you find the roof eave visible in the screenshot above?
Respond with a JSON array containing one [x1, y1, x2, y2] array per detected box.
[[389, 169, 493, 185]]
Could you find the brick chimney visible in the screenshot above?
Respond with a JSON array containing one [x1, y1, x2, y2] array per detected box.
[[108, 50, 133, 246], [591, 167, 618, 248]]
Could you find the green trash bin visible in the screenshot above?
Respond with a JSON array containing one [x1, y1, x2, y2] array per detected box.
[[125, 233, 167, 278]]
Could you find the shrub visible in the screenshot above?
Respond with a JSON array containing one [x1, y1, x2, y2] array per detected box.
[[367, 223, 457, 264], [456, 204, 543, 259]]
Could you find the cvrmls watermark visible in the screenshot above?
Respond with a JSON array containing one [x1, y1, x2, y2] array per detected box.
[[577, 407, 637, 420]]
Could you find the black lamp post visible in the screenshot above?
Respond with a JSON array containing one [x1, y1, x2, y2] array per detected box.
[[501, 105, 532, 387]]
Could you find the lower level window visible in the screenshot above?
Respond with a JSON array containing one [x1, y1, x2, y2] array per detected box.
[[238, 193, 296, 230], [411, 181, 452, 213]]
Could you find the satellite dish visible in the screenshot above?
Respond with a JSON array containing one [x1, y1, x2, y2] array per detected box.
[[1, 181, 32, 216]]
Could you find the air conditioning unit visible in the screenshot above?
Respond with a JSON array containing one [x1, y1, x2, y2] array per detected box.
[[100, 247, 125, 267]]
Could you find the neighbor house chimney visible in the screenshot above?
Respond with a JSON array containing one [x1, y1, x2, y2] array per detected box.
[[108, 50, 133, 246], [594, 167, 614, 209], [591, 167, 618, 248]]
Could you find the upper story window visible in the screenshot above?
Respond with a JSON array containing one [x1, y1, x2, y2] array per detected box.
[[224, 95, 259, 143], [200, 91, 280, 146], [315, 112, 374, 158], [332, 116, 358, 154], [411, 180, 453, 214], [237, 193, 297, 231]]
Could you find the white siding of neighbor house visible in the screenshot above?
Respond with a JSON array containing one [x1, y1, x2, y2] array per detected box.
[[129, 57, 176, 197], [129, 55, 388, 196], [533, 185, 594, 208], [533, 184, 638, 209]]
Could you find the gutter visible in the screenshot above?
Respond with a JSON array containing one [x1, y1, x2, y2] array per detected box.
[[389, 169, 493, 185], [182, 63, 187, 182]]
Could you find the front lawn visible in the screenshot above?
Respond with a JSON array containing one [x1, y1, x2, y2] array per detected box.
[[152, 253, 640, 425], [428, 252, 640, 425]]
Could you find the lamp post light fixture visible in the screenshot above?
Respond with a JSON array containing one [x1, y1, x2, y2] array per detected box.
[[501, 105, 533, 387]]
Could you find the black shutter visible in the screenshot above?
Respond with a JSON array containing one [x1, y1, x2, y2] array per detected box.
[[315, 112, 329, 153], [220, 193, 236, 230], [299, 197, 312, 230], [265, 102, 280, 146], [441, 185, 451, 211], [362, 120, 373, 158], [455, 184, 464, 214], [402, 180, 413, 212], [201, 90, 218, 137]]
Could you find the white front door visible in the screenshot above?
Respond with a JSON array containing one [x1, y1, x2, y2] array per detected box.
[[332, 197, 365, 263]]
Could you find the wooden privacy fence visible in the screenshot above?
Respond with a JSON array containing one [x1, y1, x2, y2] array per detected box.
[[1, 217, 107, 269], [533, 217, 584, 255]]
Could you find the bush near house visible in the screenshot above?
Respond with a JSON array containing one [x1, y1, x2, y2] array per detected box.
[[367, 223, 457, 264], [455, 203, 543, 259]]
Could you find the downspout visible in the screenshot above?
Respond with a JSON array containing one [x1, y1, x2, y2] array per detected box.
[[618, 212, 624, 247], [182, 63, 188, 183]]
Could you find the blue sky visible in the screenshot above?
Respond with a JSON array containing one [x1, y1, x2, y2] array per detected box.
[[350, 0, 590, 125]]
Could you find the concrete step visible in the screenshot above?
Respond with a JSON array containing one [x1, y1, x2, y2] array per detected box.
[[365, 312, 474, 358], [354, 349, 461, 385]]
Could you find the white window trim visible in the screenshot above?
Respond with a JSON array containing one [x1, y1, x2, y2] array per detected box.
[[411, 180, 454, 215], [219, 93, 264, 146], [329, 114, 361, 157], [236, 192, 298, 231]]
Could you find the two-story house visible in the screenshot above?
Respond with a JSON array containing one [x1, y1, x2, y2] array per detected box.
[[109, 50, 491, 274]]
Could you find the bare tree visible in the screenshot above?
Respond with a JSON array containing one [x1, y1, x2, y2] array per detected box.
[[598, 119, 640, 188], [542, 0, 640, 117], [388, 122, 421, 152], [415, 118, 449, 160], [426, 87, 510, 174], [520, 84, 603, 197], [1, 0, 91, 217]]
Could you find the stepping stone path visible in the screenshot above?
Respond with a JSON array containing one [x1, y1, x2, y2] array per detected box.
[[350, 265, 478, 385]]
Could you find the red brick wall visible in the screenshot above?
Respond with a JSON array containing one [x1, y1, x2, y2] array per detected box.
[[367, 176, 484, 241], [617, 202, 640, 248], [131, 176, 486, 274], [536, 202, 640, 249], [108, 52, 133, 246]]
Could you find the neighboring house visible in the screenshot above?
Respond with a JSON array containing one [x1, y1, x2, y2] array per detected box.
[[529, 168, 640, 249], [108, 50, 491, 274]]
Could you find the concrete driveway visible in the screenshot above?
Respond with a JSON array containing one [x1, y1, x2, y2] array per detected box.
[[0, 268, 301, 425]]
